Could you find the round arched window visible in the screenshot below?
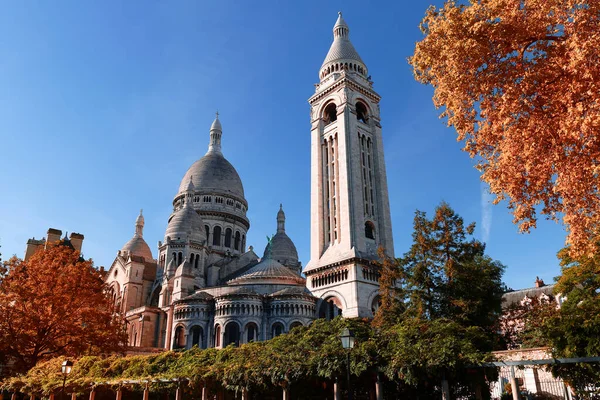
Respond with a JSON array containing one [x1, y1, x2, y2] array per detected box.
[[356, 102, 368, 123]]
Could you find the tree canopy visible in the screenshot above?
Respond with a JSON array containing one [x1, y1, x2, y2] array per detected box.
[[410, 0, 600, 256], [374, 202, 505, 398], [0, 243, 126, 374]]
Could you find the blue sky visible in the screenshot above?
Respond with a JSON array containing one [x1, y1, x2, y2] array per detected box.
[[0, 1, 567, 290]]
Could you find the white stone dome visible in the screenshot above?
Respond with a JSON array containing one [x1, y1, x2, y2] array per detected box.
[[165, 197, 206, 243], [121, 210, 153, 261], [263, 205, 298, 267], [227, 257, 305, 286], [122, 236, 153, 261], [264, 232, 298, 266], [178, 152, 245, 199], [177, 115, 245, 200]]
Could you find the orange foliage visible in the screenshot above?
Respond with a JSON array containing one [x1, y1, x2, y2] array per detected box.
[[410, 0, 600, 256], [0, 243, 126, 374]]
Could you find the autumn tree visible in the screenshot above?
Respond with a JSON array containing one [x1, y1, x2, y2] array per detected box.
[[410, 0, 600, 256], [0, 242, 126, 374]]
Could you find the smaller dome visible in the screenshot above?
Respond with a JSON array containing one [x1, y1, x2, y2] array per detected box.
[[264, 233, 299, 266], [122, 236, 153, 261], [165, 196, 206, 243], [175, 259, 193, 278], [121, 210, 153, 261], [264, 205, 299, 268], [228, 257, 305, 286]]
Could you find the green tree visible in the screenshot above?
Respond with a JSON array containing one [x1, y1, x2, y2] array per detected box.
[[400, 202, 505, 330], [376, 202, 505, 398], [541, 248, 600, 393]]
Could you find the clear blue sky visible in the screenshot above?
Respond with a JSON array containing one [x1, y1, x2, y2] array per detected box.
[[0, 1, 567, 290]]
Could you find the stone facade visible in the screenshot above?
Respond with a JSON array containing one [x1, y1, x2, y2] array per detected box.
[[304, 13, 394, 318], [103, 13, 397, 350]]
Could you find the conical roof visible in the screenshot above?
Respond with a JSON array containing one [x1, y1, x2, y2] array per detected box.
[[321, 12, 365, 67]]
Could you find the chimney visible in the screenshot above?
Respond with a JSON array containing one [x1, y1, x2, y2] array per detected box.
[[535, 276, 545, 288], [46, 228, 62, 246], [70, 232, 84, 253]]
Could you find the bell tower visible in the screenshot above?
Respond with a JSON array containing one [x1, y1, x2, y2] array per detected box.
[[305, 13, 394, 318]]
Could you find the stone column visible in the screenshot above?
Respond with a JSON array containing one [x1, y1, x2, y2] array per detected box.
[[510, 366, 520, 400], [142, 385, 149, 400], [441, 378, 451, 400], [333, 379, 341, 400], [175, 384, 183, 400], [375, 374, 383, 400], [282, 386, 289, 400]]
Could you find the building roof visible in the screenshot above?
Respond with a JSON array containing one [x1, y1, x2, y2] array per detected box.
[[227, 257, 305, 286], [321, 12, 365, 67], [502, 284, 556, 309]]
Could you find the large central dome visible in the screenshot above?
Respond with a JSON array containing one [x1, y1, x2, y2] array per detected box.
[[177, 115, 245, 200], [178, 153, 244, 199]]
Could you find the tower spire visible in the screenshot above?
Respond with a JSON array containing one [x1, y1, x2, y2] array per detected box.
[[207, 112, 223, 154], [135, 209, 145, 237], [277, 204, 285, 233]]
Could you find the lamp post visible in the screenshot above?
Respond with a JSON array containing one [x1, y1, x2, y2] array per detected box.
[[340, 328, 355, 400], [61, 360, 73, 400]]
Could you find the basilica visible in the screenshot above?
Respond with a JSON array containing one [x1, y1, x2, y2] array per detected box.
[[103, 12, 395, 350]]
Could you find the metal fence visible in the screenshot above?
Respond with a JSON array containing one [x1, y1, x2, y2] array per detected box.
[[484, 357, 600, 400]]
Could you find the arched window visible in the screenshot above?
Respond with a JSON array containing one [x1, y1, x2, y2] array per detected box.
[[241, 234, 246, 252], [323, 103, 337, 125], [205, 225, 210, 242], [371, 295, 382, 316], [365, 221, 375, 240], [214, 325, 221, 347], [213, 226, 221, 246], [318, 297, 343, 321], [234, 231, 241, 250], [174, 326, 185, 349], [224, 228, 232, 248], [194, 254, 200, 269], [224, 322, 240, 347], [246, 322, 258, 343], [189, 326, 203, 348], [271, 322, 284, 338], [177, 252, 183, 265], [289, 321, 303, 331], [356, 101, 368, 123]]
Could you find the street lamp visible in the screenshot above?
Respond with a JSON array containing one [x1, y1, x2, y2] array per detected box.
[[340, 328, 355, 400], [61, 360, 73, 400]]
